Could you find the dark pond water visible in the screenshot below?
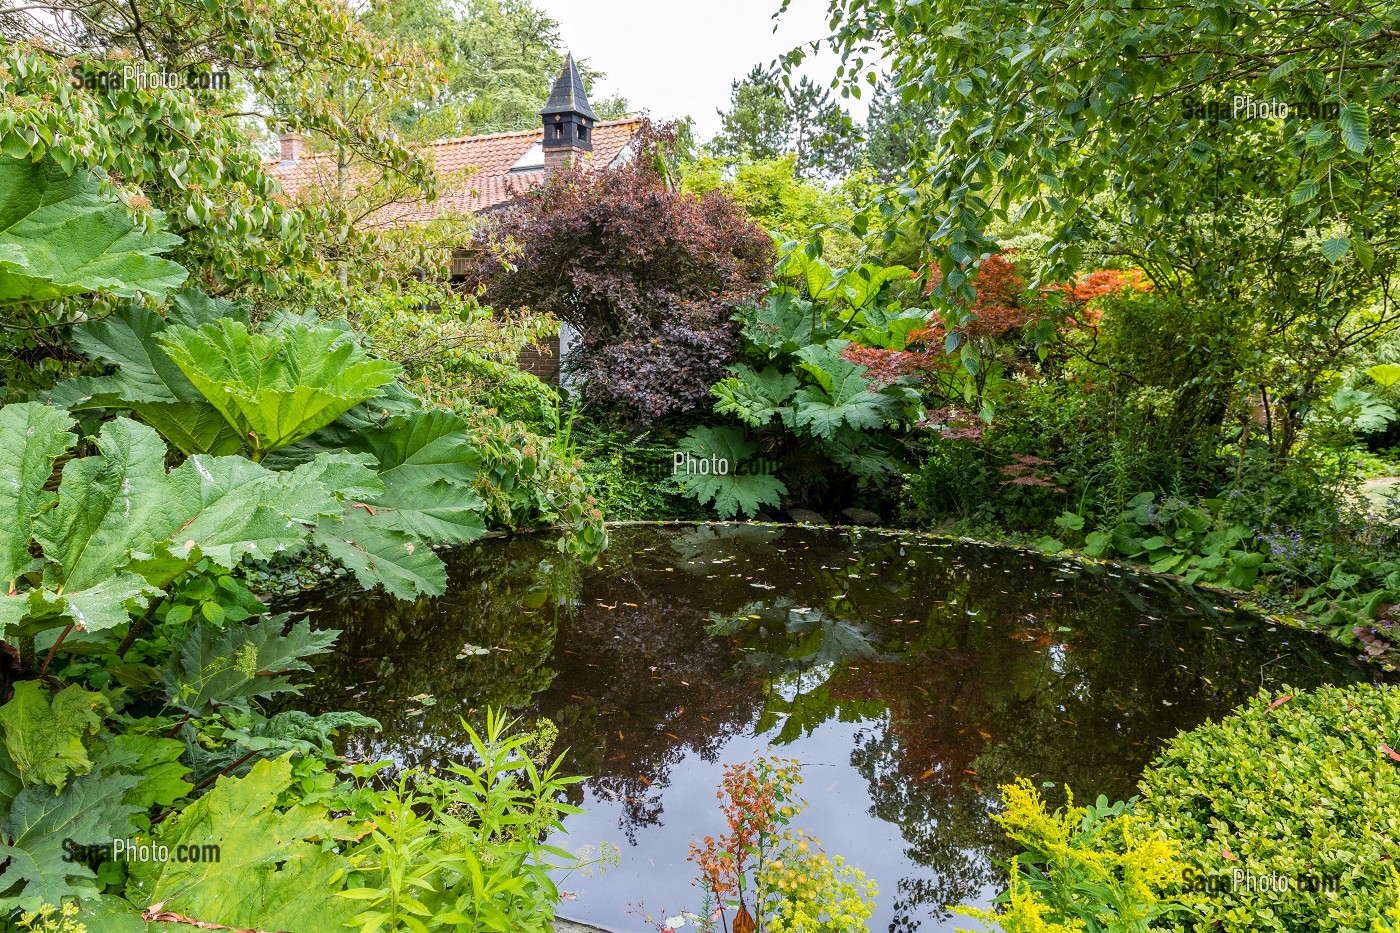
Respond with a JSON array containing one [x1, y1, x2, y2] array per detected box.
[[296, 524, 1379, 933]]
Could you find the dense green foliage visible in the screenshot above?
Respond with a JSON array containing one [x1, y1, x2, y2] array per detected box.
[[0, 125, 601, 930], [1138, 684, 1400, 932]]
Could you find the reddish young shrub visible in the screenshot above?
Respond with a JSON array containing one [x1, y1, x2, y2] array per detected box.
[[459, 132, 774, 420]]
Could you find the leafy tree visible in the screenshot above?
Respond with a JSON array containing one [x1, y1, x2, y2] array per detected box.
[[711, 64, 860, 178], [861, 77, 942, 183], [1, 1, 439, 299], [371, 0, 631, 138], [805, 0, 1400, 457], [460, 133, 775, 421], [679, 155, 867, 265]]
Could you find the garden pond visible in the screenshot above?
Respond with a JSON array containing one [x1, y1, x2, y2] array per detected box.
[[295, 524, 1383, 933]]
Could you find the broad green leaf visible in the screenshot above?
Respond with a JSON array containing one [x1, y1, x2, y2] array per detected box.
[[1054, 511, 1086, 532], [160, 614, 340, 716], [791, 345, 896, 439], [159, 452, 351, 568], [0, 768, 142, 911], [0, 681, 111, 791], [1288, 180, 1318, 205], [713, 364, 800, 428], [338, 410, 486, 544], [312, 515, 449, 599], [89, 734, 192, 810], [159, 319, 400, 460], [4, 414, 347, 638], [0, 402, 73, 590], [1339, 102, 1371, 154], [128, 755, 358, 932], [1368, 364, 1400, 388], [1319, 237, 1351, 263], [840, 262, 912, 309], [50, 303, 241, 456], [739, 292, 821, 357], [34, 416, 171, 590], [673, 426, 787, 519], [0, 155, 186, 305]]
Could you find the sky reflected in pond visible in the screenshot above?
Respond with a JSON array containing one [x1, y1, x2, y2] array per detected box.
[[296, 524, 1381, 933]]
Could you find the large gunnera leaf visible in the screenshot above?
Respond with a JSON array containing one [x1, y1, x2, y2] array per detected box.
[[0, 402, 74, 592], [0, 681, 112, 791], [0, 155, 187, 305], [673, 425, 786, 520], [50, 295, 248, 455], [158, 318, 401, 460], [0, 768, 142, 911], [789, 343, 898, 439], [127, 755, 358, 933], [160, 614, 340, 716], [304, 409, 488, 598], [712, 364, 800, 428], [336, 409, 486, 542], [0, 413, 356, 639]]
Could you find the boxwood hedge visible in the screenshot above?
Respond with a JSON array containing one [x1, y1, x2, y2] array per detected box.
[[1138, 683, 1400, 932]]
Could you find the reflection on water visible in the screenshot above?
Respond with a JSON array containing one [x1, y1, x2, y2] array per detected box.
[[295, 524, 1380, 932]]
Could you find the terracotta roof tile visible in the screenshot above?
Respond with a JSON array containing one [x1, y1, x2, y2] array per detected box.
[[266, 118, 646, 225]]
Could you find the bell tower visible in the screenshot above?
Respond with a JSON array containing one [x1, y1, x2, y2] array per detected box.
[[540, 53, 598, 178]]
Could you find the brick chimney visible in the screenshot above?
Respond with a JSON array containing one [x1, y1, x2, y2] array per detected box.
[[279, 132, 303, 163], [539, 53, 597, 180]]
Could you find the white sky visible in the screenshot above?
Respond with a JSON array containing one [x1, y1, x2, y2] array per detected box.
[[532, 0, 871, 141]]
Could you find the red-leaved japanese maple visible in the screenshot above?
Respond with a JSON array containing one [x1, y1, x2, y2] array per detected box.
[[459, 131, 774, 420]]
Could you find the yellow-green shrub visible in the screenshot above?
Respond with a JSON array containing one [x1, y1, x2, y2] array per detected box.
[[955, 779, 1185, 933], [1138, 684, 1400, 932]]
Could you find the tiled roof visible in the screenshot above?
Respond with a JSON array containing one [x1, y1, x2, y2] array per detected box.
[[265, 118, 646, 226]]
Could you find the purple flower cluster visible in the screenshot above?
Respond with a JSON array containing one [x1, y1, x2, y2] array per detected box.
[[1260, 527, 1303, 561], [1144, 495, 1189, 529]]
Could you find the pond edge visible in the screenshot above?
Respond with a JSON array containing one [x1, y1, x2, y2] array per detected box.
[[483, 519, 1391, 672]]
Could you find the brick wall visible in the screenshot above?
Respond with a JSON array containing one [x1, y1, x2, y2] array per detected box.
[[517, 334, 561, 385]]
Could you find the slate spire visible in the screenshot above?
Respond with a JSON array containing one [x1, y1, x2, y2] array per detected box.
[[540, 53, 599, 123]]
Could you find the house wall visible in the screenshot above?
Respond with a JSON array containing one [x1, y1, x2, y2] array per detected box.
[[517, 335, 560, 385]]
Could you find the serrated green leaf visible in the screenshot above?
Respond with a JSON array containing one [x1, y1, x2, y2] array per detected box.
[[50, 302, 241, 456], [1320, 237, 1351, 263], [1288, 180, 1319, 205], [1339, 102, 1371, 154], [0, 402, 73, 590], [127, 755, 357, 932], [159, 319, 400, 459], [713, 364, 800, 428], [673, 426, 787, 519], [312, 514, 448, 599], [790, 344, 895, 439], [89, 734, 192, 809], [336, 410, 486, 545], [160, 614, 339, 716], [33, 416, 172, 611], [0, 155, 186, 305], [0, 768, 142, 911], [0, 681, 111, 791]]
